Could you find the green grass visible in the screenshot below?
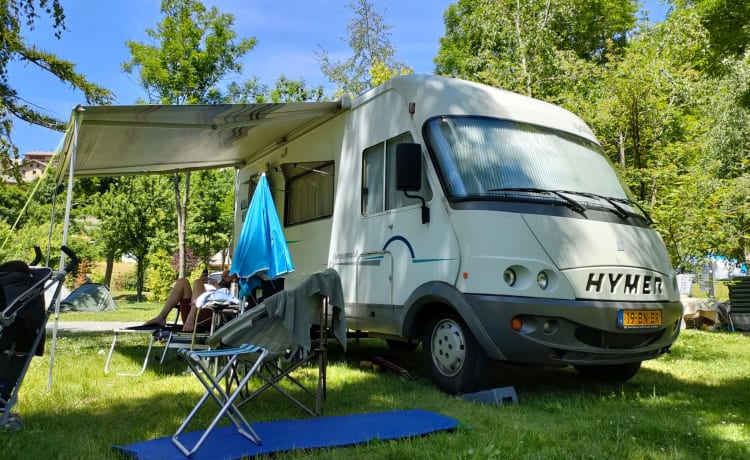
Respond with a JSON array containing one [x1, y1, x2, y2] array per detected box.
[[3, 299, 749, 459]]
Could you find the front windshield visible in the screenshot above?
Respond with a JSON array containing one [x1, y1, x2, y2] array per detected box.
[[424, 116, 630, 201]]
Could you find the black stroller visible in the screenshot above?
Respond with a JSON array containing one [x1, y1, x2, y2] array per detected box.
[[0, 246, 77, 430]]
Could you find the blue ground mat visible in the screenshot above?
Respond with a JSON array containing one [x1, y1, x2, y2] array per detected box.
[[113, 409, 458, 460]]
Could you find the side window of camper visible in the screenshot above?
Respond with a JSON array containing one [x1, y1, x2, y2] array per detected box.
[[362, 143, 386, 214], [361, 133, 432, 215], [285, 161, 335, 226]]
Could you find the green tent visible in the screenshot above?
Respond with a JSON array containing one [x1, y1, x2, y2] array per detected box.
[[60, 283, 116, 312]]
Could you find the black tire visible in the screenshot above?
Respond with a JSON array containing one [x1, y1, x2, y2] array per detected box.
[[385, 339, 419, 352], [421, 311, 490, 394], [574, 361, 642, 382]]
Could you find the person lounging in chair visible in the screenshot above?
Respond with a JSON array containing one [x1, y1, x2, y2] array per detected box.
[[143, 270, 214, 332]]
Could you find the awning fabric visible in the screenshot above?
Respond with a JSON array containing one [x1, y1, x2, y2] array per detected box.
[[55, 99, 349, 180]]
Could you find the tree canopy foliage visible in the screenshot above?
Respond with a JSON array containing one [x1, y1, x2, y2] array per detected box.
[[121, 0, 257, 281], [436, 0, 637, 100], [316, 0, 413, 98], [435, 0, 750, 266], [2, 0, 748, 289], [0, 0, 112, 175], [122, 0, 257, 105]]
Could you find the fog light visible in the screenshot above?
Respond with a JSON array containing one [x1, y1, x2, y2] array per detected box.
[[510, 316, 523, 331], [504, 268, 516, 286], [537, 271, 548, 289]]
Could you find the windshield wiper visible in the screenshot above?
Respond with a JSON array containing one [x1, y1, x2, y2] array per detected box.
[[487, 187, 587, 216], [559, 190, 654, 224], [611, 197, 654, 225], [557, 190, 629, 219]]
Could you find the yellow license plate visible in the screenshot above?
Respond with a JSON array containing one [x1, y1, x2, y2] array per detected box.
[[618, 310, 662, 329]]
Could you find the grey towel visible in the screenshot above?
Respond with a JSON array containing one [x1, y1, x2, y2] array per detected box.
[[208, 269, 346, 352]]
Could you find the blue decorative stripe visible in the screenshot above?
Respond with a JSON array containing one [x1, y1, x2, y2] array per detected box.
[[383, 235, 416, 259], [412, 258, 456, 263]]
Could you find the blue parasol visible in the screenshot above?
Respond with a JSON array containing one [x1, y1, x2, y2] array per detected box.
[[230, 173, 294, 281]]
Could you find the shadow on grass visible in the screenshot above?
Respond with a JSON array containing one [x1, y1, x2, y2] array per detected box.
[[21, 331, 749, 459], [338, 335, 750, 458], [112, 293, 148, 303]]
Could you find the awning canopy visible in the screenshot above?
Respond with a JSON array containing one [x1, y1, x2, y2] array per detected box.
[[48, 99, 352, 391], [56, 99, 349, 180]]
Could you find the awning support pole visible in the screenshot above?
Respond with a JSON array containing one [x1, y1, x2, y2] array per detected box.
[[48, 108, 82, 391]]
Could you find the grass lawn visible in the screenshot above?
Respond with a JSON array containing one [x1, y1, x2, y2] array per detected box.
[[2, 297, 749, 459]]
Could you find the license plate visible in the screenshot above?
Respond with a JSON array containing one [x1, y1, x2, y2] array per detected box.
[[618, 310, 662, 329]]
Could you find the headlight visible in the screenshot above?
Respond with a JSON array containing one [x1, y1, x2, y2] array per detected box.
[[537, 271, 548, 289]]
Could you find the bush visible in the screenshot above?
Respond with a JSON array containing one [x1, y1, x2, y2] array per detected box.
[[88, 271, 105, 284], [73, 258, 94, 289], [146, 249, 177, 302], [113, 268, 138, 291]]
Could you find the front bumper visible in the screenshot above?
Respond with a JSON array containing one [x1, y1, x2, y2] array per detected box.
[[465, 294, 683, 365]]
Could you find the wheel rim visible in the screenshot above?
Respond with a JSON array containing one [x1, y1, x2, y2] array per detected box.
[[430, 318, 466, 377]]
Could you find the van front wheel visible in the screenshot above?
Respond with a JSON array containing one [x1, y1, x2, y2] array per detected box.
[[422, 312, 489, 394]]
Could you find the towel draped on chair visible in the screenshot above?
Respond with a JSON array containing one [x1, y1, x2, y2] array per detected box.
[[208, 268, 346, 351]]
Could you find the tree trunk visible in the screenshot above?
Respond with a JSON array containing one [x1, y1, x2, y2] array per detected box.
[[174, 171, 191, 278], [103, 250, 115, 288], [514, 0, 532, 97], [629, 96, 645, 200], [136, 256, 144, 302]]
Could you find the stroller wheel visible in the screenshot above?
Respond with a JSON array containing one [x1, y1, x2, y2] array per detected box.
[[1, 414, 23, 431]]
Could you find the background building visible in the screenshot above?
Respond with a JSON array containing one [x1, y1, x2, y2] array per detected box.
[[2, 151, 54, 183]]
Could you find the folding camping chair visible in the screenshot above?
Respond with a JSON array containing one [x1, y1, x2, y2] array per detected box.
[[172, 269, 346, 457]]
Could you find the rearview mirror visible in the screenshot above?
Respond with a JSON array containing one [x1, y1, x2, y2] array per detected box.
[[396, 143, 422, 192]]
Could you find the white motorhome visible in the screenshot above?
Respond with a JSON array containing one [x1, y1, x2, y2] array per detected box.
[[57, 74, 683, 394], [233, 75, 683, 394]]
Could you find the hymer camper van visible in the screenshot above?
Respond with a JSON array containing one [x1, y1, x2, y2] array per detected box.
[[234, 75, 683, 394]]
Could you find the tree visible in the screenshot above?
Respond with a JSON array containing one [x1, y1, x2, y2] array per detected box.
[[0, 0, 113, 176], [582, 9, 716, 265], [673, 0, 750, 74], [315, 0, 412, 98], [699, 56, 750, 260], [0, 167, 68, 263], [584, 5, 750, 266], [188, 168, 233, 267], [434, 0, 638, 101], [224, 74, 325, 104], [122, 0, 256, 278], [90, 176, 172, 300], [0, 180, 27, 225], [432, 0, 749, 266], [268, 75, 325, 103]]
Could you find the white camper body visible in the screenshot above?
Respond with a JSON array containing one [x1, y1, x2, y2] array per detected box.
[[234, 75, 682, 394]]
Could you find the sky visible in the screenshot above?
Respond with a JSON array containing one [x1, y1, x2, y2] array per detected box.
[[9, 0, 669, 156]]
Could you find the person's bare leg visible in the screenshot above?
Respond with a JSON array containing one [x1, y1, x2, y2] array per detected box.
[[182, 305, 197, 332], [144, 278, 191, 326]]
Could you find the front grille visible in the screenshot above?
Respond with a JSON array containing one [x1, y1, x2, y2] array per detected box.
[[575, 326, 664, 349]]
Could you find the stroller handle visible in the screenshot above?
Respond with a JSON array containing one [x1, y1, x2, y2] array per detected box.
[[30, 246, 43, 266], [60, 246, 78, 274], [27, 246, 77, 275]]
